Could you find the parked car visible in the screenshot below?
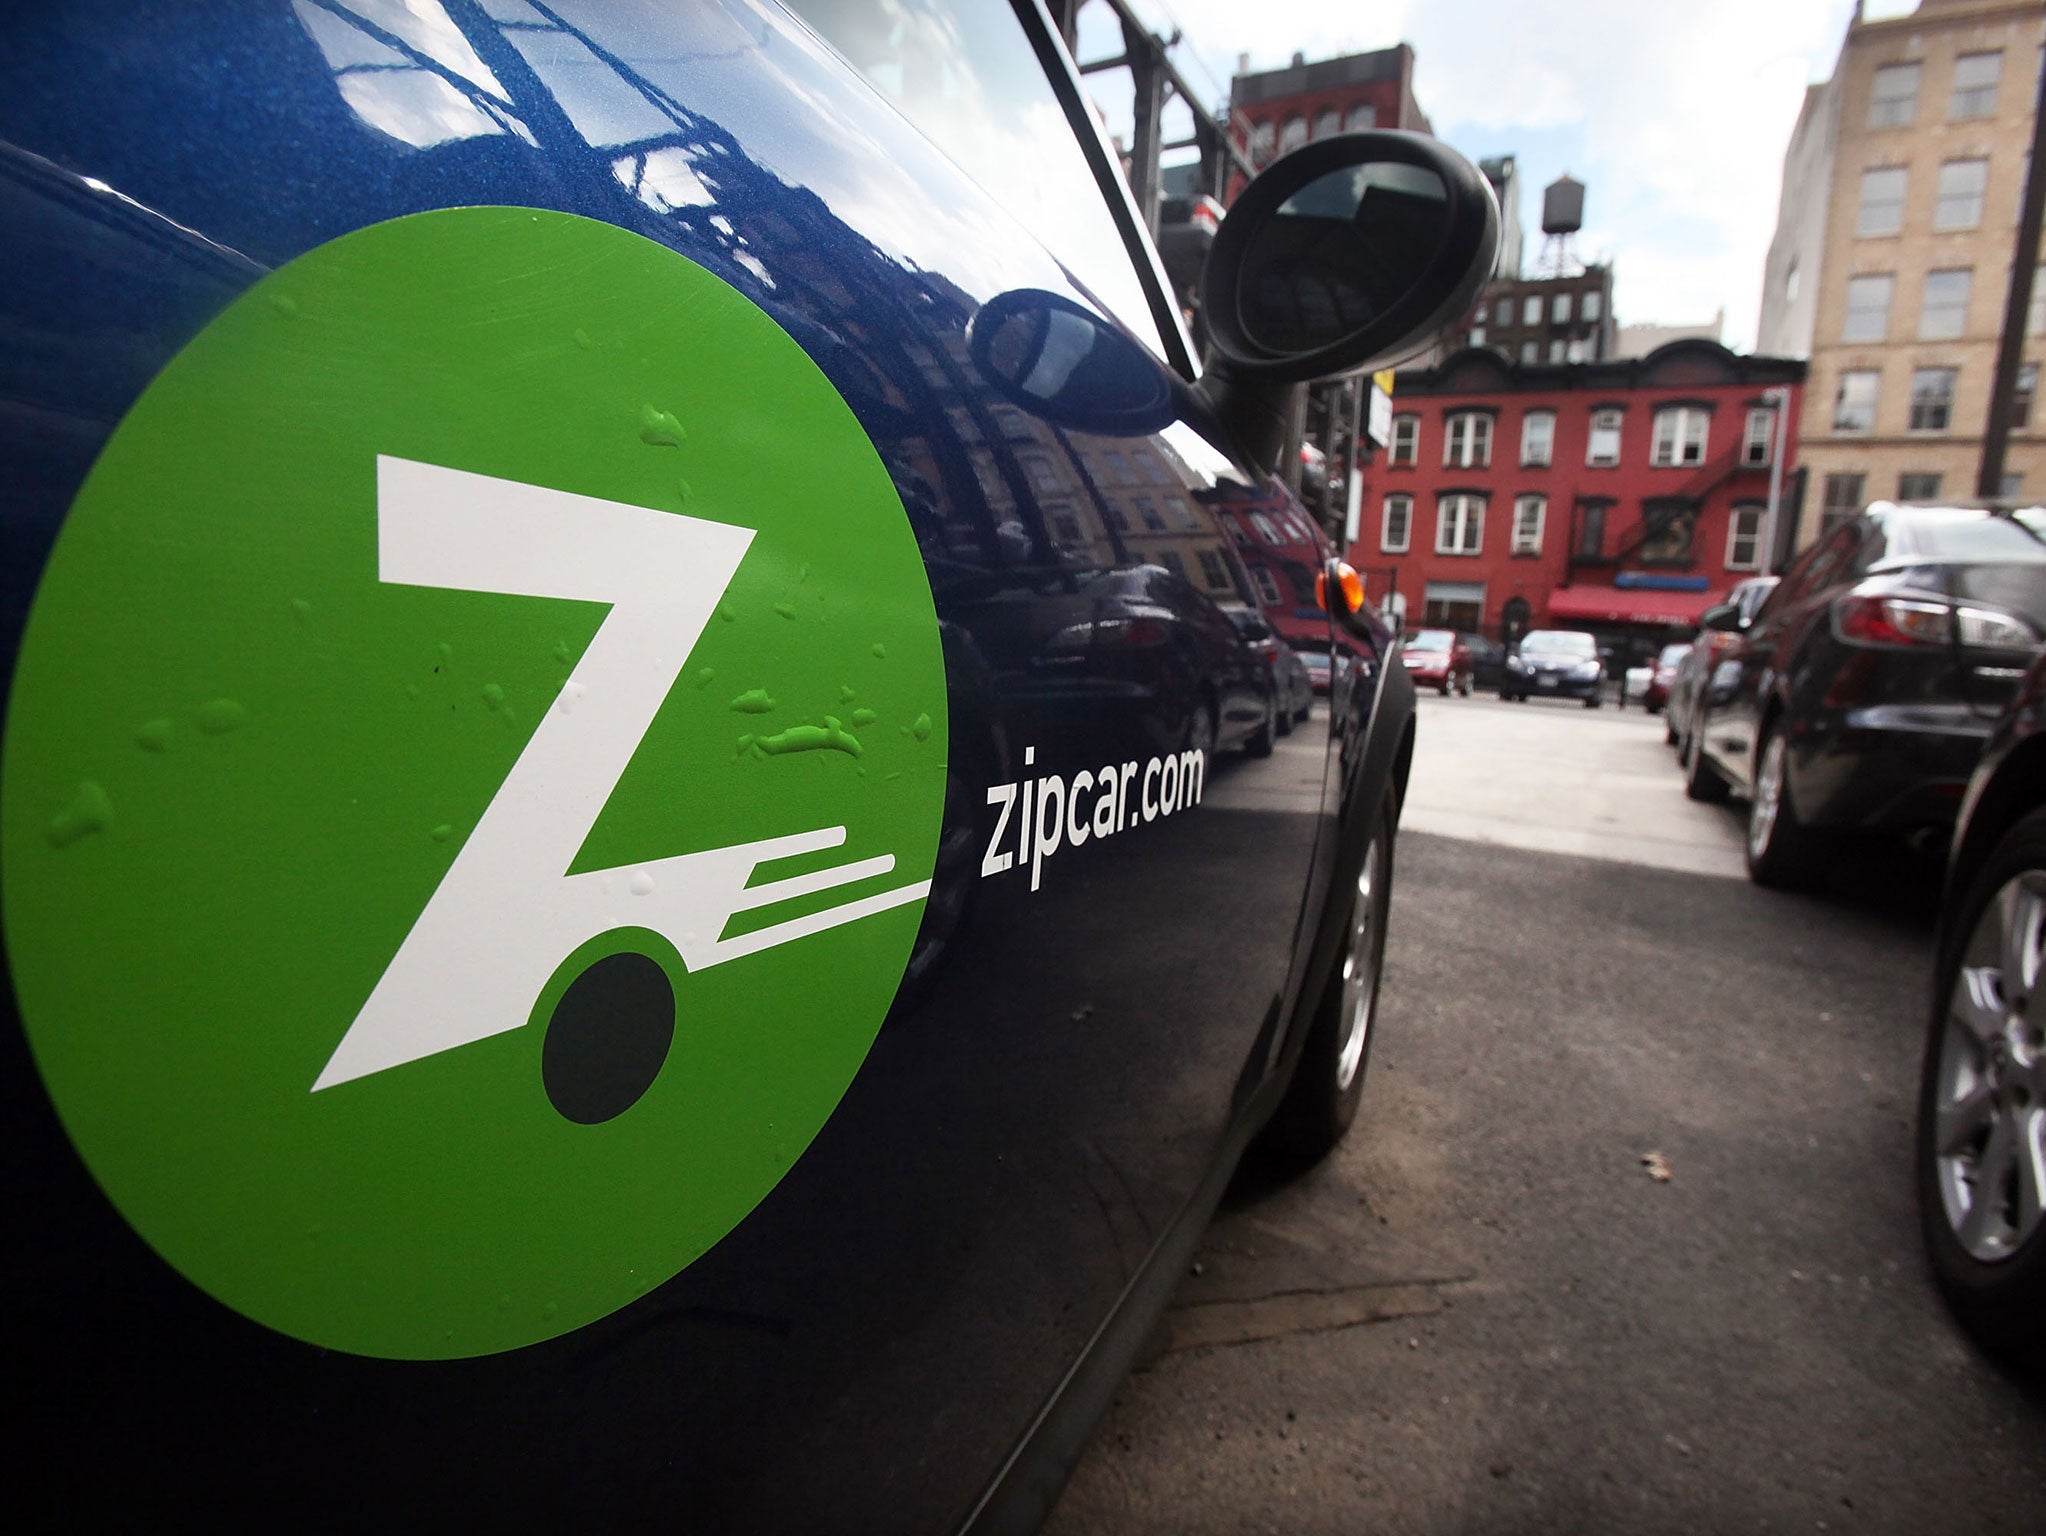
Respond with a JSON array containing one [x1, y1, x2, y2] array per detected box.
[[0, 2, 1499, 1526], [1458, 630, 1509, 692], [1223, 602, 1312, 748], [1666, 575, 1779, 752], [1502, 628, 1606, 706], [1685, 502, 2046, 889], [1642, 642, 1690, 714], [1915, 647, 2046, 1362], [1401, 627, 1474, 695]]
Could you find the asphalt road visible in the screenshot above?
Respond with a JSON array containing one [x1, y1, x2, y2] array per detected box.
[[1044, 692, 2046, 1536]]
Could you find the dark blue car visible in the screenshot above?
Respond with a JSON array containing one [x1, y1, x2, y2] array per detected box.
[[0, 2, 1494, 1526]]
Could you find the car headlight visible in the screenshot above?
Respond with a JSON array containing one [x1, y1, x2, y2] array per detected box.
[[1574, 661, 1601, 677]]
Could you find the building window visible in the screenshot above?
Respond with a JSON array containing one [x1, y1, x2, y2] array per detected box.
[[2001, 472, 2025, 497], [1843, 272, 1894, 342], [1821, 473, 1865, 529], [1567, 338, 1589, 363], [1868, 61, 1920, 128], [1279, 115, 1308, 154], [1587, 409, 1623, 467], [1436, 494, 1485, 555], [1520, 340, 1539, 364], [1133, 496, 1167, 531], [1577, 502, 1607, 558], [1511, 494, 1546, 555], [1346, 103, 1376, 131], [1742, 406, 1774, 466], [1552, 293, 1573, 323], [2015, 363, 2038, 428], [1247, 120, 1275, 167], [1856, 167, 1907, 237], [1909, 367, 1958, 432], [1251, 565, 1283, 605], [1444, 411, 1492, 467], [1381, 494, 1412, 553], [1522, 295, 1542, 325], [1934, 159, 1989, 230], [2029, 267, 2046, 334], [1521, 410, 1555, 467], [1581, 290, 1602, 322], [1388, 413, 1419, 465], [1898, 472, 1942, 500], [1833, 369, 1879, 432], [1651, 405, 1710, 467], [1469, 325, 1486, 346], [1951, 51, 2002, 120], [1920, 268, 1972, 340], [1156, 548, 1185, 576], [1314, 108, 1340, 139], [1640, 506, 1697, 565], [1726, 505, 1765, 571], [1547, 339, 1565, 363]]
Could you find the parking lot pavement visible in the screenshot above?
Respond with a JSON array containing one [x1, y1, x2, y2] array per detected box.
[[1398, 691, 1749, 880], [1045, 701, 2046, 1536]]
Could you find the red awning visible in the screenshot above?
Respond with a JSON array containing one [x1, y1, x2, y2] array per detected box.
[[1546, 584, 1722, 628]]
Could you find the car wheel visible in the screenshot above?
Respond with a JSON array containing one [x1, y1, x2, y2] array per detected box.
[[1583, 693, 1599, 710], [1458, 674, 1472, 697], [1185, 699, 1216, 757], [1745, 728, 1825, 890], [1260, 796, 1394, 1164], [1917, 807, 2046, 1362], [1246, 697, 1276, 758], [1438, 677, 1451, 697], [1664, 718, 1679, 746], [1682, 716, 1729, 803]]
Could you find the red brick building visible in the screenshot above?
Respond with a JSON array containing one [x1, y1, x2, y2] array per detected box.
[[1227, 47, 1433, 200], [1349, 341, 1807, 658]]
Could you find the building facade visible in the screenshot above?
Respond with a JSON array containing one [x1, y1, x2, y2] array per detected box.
[[1755, 0, 2046, 544], [1464, 266, 1619, 366], [1352, 342, 1806, 659], [1227, 46, 1433, 197]]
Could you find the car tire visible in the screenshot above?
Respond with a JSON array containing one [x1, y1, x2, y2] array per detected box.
[[1583, 694, 1599, 710], [1916, 806, 2046, 1364], [1259, 795, 1395, 1165], [1664, 718, 1679, 746], [1682, 716, 1730, 803], [1745, 727, 1826, 890], [1438, 677, 1451, 697], [1185, 699, 1216, 758], [1246, 698, 1276, 758]]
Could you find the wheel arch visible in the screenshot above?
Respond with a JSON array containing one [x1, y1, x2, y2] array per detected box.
[[1946, 736, 2046, 930]]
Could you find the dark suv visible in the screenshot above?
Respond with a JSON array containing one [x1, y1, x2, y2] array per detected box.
[[1685, 502, 2046, 888]]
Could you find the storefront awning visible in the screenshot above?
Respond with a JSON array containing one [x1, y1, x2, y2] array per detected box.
[[1546, 584, 1723, 628]]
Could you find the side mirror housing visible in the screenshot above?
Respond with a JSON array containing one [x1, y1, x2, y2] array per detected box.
[[1316, 559, 1365, 619], [1194, 131, 1500, 469]]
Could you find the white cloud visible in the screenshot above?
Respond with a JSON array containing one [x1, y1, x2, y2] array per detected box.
[[1086, 0, 1880, 350]]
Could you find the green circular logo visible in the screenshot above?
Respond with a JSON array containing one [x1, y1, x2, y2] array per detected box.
[[2, 208, 946, 1358]]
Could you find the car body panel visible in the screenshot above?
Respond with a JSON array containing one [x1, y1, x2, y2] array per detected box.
[[0, 1, 1414, 1527]]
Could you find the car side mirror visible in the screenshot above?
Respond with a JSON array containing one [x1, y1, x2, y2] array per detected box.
[[1700, 602, 1742, 633], [1316, 559, 1364, 619], [1195, 131, 1499, 469]]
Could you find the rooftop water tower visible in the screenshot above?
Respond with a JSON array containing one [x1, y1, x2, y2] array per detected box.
[[1537, 173, 1585, 276]]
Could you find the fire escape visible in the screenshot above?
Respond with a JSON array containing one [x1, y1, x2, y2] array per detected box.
[[1564, 441, 1769, 587]]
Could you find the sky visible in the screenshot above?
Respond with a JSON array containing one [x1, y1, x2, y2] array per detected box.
[[1073, 0, 1926, 352]]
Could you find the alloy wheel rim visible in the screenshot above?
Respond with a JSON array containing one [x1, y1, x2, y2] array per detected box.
[[1934, 871, 2046, 1262], [1749, 735, 1784, 859], [1335, 836, 1382, 1092]]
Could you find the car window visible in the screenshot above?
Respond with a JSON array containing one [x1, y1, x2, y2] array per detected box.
[[1407, 631, 1450, 652], [1773, 523, 1860, 607], [1898, 509, 2046, 562], [784, 0, 1168, 358], [1520, 630, 1595, 656]]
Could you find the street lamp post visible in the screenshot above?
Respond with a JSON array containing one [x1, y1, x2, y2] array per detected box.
[[1759, 385, 1791, 575]]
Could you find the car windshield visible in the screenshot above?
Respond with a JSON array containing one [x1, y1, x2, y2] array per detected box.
[[1406, 630, 1451, 652], [1519, 630, 1596, 657]]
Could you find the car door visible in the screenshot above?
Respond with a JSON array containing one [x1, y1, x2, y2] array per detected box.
[[0, 1, 1345, 1528]]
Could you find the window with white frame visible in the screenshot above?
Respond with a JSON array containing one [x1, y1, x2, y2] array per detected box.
[[1247, 120, 1275, 166], [1521, 410, 1555, 466], [1725, 505, 1765, 571], [2029, 267, 2046, 334], [1346, 103, 1376, 131], [1278, 115, 1307, 154], [1833, 369, 1879, 431], [1511, 495, 1546, 555], [1951, 51, 2002, 120], [1651, 405, 1710, 466], [1868, 61, 1920, 128], [1843, 272, 1894, 342], [1581, 289, 1602, 322], [1388, 413, 1419, 464], [1548, 339, 1566, 363], [1909, 367, 1957, 431], [1314, 108, 1340, 139], [1587, 408, 1623, 466], [1444, 411, 1493, 467], [1522, 295, 1542, 325], [1934, 159, 1989, 230], [1436, 493, 1485, 555], [1469, 325, 1486, 346], [1856, 167, 1907, 236], [1920, 268, 1971, 340], [1381, 493, 1412, 553], [2015, 363, 2038, 428], [1552, 293, 1573, 323], [1742, 406, 1774, 466]]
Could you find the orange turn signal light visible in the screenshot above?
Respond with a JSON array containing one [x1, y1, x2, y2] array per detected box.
[[1317, 560, 1365, 616]]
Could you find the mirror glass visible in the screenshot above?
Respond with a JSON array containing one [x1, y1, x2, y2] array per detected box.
[[969, 289, 1177, 435], [1236, 162, 1448, 356]]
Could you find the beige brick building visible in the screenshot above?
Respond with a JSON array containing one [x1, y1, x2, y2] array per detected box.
[[1757, 0, 2046, 549]]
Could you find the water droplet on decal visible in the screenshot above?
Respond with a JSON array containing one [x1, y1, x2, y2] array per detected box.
[[196, 698, 249, 736], [135, 719, 174, 753], [48, 781, 113, 848]]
